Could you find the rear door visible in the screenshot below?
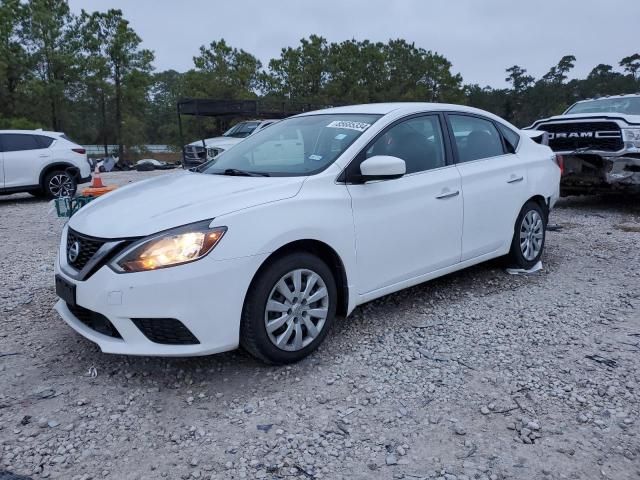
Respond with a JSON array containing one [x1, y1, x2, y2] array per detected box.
[[446, 114, 528, 261], [1, 133, 52, 188]]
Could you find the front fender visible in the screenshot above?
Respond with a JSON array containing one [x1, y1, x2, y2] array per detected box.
[[209, 177, 358, 312]]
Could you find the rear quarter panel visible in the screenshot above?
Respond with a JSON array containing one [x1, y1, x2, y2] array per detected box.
[[521, 139, 561, 209]]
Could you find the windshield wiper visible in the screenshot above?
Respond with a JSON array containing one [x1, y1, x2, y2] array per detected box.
[[221, 168, 270, 177]]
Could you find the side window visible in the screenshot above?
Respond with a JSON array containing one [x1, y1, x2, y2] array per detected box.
[[365, 115, 446, 174], [449, 115, 505, 162], [1, 134, 42, 152], [496, 123, 520, 153], [35, 135, 54, 148]]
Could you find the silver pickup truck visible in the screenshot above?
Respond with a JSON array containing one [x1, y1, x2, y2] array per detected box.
[[528, 94, 640, 195]]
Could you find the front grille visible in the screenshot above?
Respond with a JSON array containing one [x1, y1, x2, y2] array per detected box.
[[541, 121, 623, 152], [66, 229, 106, 271], [131, 318, 200, 345], [67, 303, 122, 339], [183, 145, 206, 162]]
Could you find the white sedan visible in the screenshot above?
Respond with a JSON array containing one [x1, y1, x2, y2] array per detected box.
[[54, 103, 560, 364]]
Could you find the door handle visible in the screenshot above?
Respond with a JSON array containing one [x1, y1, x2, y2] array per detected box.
[[435, 190, 460, 199], [507, 175, 524, 184]]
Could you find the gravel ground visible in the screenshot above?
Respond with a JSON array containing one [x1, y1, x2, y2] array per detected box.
[[1, 170, 639, 480]]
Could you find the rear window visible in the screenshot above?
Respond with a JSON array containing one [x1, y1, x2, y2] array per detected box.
[[497, 124, 520, 152], [35, 135, 54, 148], [0, 134, 41, 152], [449, 115, 506, 162]]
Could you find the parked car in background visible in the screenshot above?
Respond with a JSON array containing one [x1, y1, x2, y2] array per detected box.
[[135, 158, 178, 171], [182, 119, 279, 168], [529, 94, 640, 195], [54, 103, 560, 364], [0, 130, 91, 198]]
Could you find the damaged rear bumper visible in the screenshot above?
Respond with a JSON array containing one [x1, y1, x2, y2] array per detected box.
[[560, 153, 640, 195]]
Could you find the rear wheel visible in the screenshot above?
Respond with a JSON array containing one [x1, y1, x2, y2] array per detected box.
[[44, 170, 76, 199], [240, 252, 337, 364], [507, 200, 547, 269]]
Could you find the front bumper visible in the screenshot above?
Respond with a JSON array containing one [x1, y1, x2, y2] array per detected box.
[[560, 153, 640, 195], [54, 234, 268, 356]]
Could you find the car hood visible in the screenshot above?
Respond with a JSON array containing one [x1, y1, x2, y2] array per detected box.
[[69, 171, 305, 238], [187, 136, 243, 149], [531, 112, 640, 127]]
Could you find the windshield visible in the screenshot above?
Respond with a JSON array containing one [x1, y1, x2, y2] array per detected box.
[[222, 121, 260, 138], [566, 97, 640, 115], [200, 114, 381, 177]]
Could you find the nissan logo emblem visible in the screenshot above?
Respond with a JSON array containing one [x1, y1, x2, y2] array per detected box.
[[68, 241, 80, 263]]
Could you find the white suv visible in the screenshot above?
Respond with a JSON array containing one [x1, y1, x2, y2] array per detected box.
[[0, 130, 92, 198]]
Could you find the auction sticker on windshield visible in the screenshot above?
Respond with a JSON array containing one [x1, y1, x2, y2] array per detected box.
[[326, 120, 371, 132]]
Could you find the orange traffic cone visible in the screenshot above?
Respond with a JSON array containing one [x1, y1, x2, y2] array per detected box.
[[90, 167, 105, 188], [82, 165, 117, 197]]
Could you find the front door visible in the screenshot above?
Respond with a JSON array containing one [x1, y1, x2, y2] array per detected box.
[[346, 114, 463, 294], [1, 133, 50, 188]]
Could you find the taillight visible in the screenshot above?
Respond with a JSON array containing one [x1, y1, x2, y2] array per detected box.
[[554, 154, 564, 175], [72, 148, 86, 154]]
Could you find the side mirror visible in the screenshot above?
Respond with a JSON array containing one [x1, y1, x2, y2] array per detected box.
[[359, 155, 406, 181]]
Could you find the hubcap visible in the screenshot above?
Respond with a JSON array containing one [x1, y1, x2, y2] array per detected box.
[[519, 210, 544, 261], [264, 269, 329, 352], [49, 174, 75, 197]]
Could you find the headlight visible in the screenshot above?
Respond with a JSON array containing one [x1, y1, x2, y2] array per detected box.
[[111, 221, 226, 273], [207, 147, 224, 159], [622, 128, 640, 148]]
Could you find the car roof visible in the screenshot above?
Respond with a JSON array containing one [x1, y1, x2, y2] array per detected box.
[[0, 129, 64, 137], [237, 119, 278, 123], [574, 93, 640, 103], [296, 102, 513, 125]]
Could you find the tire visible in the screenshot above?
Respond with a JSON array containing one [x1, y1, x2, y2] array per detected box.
[[43, 170, 77, 199], [240, 252, 337, 364], [507, 200, 547, 269]]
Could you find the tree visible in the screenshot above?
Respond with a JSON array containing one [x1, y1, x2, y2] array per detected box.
[[22, 0, 81, 130], [77, 10, 112, 155], [193, 39, 262, 98], [80, 9, 153, 162], [0, 0, 30, 122], [619, 54, 640, 79], [147, 69, 185, 146], [542, 55, 576, 84], [266, 35, 329, 101], [505, 65, 534, 94]]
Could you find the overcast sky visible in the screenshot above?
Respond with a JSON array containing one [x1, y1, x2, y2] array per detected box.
[[68, 0, 640, 88]]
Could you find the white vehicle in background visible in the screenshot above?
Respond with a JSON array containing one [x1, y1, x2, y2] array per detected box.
[[54, 103, 560, 364], [529, 94, 640, 195], [0, 130, 91, 198], [182, 119, 279, 168]]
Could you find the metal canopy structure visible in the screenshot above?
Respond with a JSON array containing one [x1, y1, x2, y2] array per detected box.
[[177, 98, 334, 119], [176, 99, 337, 165]]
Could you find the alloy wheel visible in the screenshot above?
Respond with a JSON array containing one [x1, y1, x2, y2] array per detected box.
[[49, 174, 75, 197]]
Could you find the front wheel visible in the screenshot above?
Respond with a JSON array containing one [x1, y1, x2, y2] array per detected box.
[[240, 252, 337, 364], [507, 201, 547, 270]]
